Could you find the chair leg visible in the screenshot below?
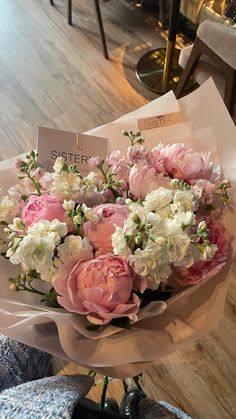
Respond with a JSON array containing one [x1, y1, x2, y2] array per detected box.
[[224, 71, 236, 116], [93, 0, 109, 60], [67, 0, 72, 25], [49, 0, 55, 5], [175, 38, 203, 98]]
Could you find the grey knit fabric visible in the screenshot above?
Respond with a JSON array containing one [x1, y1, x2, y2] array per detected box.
[[160, 401, 192, 419], [0, 375, 94, 419], [0, 334, 52, 391], [0, 335, 191, 418]]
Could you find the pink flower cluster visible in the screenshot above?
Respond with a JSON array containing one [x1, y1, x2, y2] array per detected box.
[[129, 143, 213, 199]]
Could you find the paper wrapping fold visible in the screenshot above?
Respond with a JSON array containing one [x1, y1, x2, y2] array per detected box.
[[0, 79, 235, 378]]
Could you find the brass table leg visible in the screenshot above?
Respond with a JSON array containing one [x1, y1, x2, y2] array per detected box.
[[136, 0, 196, 94]]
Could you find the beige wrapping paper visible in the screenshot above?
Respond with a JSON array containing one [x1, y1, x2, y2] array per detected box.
[[0, 79, 235, 378]]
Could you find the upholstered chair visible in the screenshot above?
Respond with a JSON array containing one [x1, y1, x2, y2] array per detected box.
[[175, 20, 236, 116]]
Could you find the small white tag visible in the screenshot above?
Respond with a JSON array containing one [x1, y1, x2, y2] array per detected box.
[[137, 111, 187, 131], [37, 127, 109, 175]]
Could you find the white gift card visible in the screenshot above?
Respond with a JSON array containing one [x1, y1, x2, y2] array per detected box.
[[37, 127, 110, 175]]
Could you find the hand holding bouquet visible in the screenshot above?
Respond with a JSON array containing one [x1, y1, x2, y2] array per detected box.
[[0, 131, 230, 331]]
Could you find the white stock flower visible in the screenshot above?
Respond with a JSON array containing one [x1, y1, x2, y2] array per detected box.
[[0, 196, 19, 222], [172, 211, 196, 228], [73, 214, 83, 225], [146, 212, 161, 225], [199, 244, 218, 261], [28, 219, 67, 244], [57, 235, 93, 263], [82, 204, 99, 223], [112, 227, 131, 257], [8, 234, 56, 281], [9, 218, 25, 231], [144, 187, 173, 212], [171, 190, 198, 213], [63, 200, 76, 212], [50, 172, 81, 200], [53, 157, 66, 174], [84, 172, 98, 188], [129, 237, 169, 276], [173, 243, 201, 269], [166, 233, 191, 263]]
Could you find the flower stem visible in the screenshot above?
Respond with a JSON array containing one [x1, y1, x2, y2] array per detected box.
[[99, 376, 109, 409], [132, 375, 144, 393], [122, 378, 128, 394]]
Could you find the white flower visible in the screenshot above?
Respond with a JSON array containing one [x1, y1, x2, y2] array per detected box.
[[82, 204, 99, 223], [53, 157, 66, 174], [28, 219, 67, 244], [173, 243, 201, 268], [50, 172, 81, 200], [57, 235, 93, 263], [129, 237, 169, 276], [144, 187, 173, 212], [73, 214, 83, 225], [197, 220, 207, 234], [146, 212, 161, 225], [63, 200, 76, 212], [9, 218, 26, 231], [112, 227, 131, 257], [172, 211, 196, 228], [0, 196, 19, 222], [166, 233, 190, 263], [84, 172, 98, 188], [200, 244, 218, 261], [8, 234, 56, 281], [171, 190, 198, 213]]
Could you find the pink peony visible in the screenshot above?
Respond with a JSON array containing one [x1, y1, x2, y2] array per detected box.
[[83, 203, 129, 255], [22, 194, 68, 227], [54, 254, 140, 325], [173, 217, 229, 285], [129, 164, 170, 199], [161, 143, 213, 182]]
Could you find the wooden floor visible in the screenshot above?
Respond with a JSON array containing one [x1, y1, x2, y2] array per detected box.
[[0, 1, 235, 418]]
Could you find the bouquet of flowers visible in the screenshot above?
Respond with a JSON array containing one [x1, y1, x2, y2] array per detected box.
[[0, 131, 231, 332], [0, 80, 234, 379]]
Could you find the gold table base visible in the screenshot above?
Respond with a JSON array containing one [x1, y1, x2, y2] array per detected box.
[[136, 47, 196, 95]]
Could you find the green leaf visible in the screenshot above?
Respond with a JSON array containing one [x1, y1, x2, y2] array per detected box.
[[86, 324, 101, 331], [41, 288, 60, 308], [110, 317, 131, 330]]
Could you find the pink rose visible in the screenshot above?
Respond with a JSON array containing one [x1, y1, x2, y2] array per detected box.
[[54, 254, 140, 325], [173, 217, 229, 285], [22, 194, 67, 227], [83, 204, 129, 255], [129, 164, 170, 199], [161, 143, 212, 182]]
